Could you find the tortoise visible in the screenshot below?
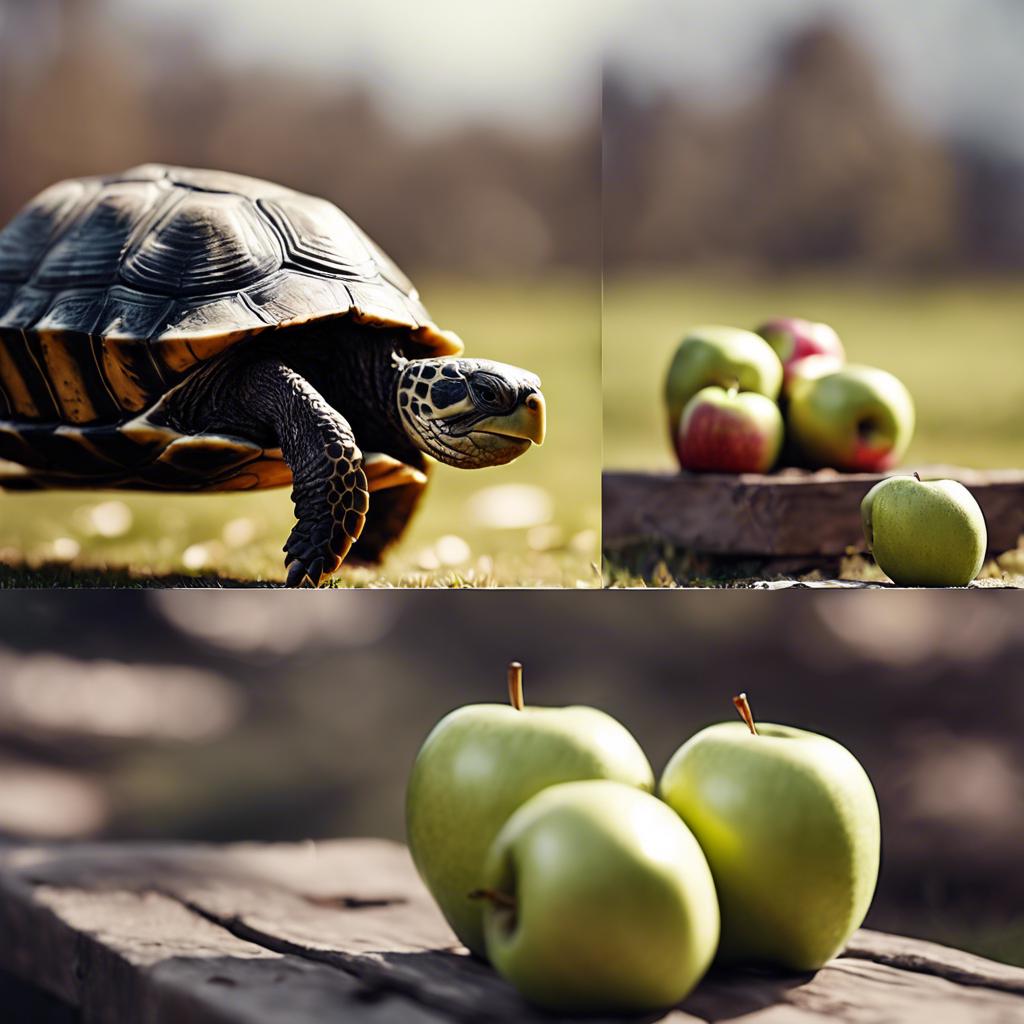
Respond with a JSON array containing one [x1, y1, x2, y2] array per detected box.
[[0, 165, 546, 586]]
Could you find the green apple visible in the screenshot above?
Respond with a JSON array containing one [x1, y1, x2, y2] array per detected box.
[[787, 364, 914, 471], [861, 473, 987, 586], [665, 326, 783, 440], [479, 780, 719, 1013], [676, 386, 783, 473], [660, 695, 880, 972], [406, 664, 654, 958]]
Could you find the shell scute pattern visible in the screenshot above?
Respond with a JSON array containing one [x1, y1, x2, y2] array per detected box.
[[0, 178, 94, 284], [245, 271, 353, 329], [260, 194, 375, 279], [0, 165, 450, 422], [0, 164, 460, 489], [36, 290, 106, 335], [120, 190, 282, 298], [34, 181, 161, 289], [0, 287, 51, 331]]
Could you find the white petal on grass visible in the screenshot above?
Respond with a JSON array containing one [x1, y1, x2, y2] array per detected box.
[[86, 500, 133, 538], [467, 484, 553, 530], [182, 543, 212, 570], [435, 534, 471, 566], [570, 528, 598, 555], [222, 517, 258, 548], [50, 537, 80, 561], [528, 524, 564, 551], [416, 548, 441, 571]]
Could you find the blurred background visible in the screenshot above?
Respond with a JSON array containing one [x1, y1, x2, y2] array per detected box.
[[603, 0, 1024, 476], [0, 589, 1020, 967], [0, 0, 605, 586]]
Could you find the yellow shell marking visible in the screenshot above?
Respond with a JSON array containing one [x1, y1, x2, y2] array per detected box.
[[0, 340, 40, 418], [38, 331, 100, 424], [99, 337, 153, 412]]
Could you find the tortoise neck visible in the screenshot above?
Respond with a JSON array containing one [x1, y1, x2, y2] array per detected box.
[[352, 338, 407, 445], [233, 322, 418, 460], [302, 324, 414, 459]]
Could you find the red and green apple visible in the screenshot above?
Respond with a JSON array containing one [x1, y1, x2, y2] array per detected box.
[[787, 364, 914, 471], [676, 385, 783, 473]]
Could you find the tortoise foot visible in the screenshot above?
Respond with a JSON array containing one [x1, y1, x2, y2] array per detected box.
[[284, 463, 369, 588]]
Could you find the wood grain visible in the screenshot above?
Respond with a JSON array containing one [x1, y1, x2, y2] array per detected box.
[[602, 466, 1024, 557], [0, 839, 1021, 1023]]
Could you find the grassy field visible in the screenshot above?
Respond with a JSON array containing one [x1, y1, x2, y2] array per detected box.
[[0, 276, 601, 588], [604, 275, 1024, 471]]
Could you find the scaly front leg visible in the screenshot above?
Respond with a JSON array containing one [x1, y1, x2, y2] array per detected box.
[[261, 364, 368, 587], [153, 356, 369, 586]]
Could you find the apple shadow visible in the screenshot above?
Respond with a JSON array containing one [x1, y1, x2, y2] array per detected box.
[[358, 949, 565, 1022], [366, 950, 813, 1023], [681, 964, 817, 1021]]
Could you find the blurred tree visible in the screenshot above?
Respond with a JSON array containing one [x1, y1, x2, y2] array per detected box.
[[731, 25, 957, 272], [954, 146, 1024, 269], [0, 0, 156, 203], [605, 21, 1024, 276], [0, 0, 596, 278]]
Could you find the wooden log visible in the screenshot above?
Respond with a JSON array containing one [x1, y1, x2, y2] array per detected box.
[[0, 842, 446, 1024], [0, 839, 1022, 1023], [602, 466, 1024, 557]]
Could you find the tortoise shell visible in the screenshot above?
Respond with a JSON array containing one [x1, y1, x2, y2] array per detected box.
[[0, 164, 461, 430]]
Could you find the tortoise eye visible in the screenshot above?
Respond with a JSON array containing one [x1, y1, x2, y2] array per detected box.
[[472, 374, 508, 407]]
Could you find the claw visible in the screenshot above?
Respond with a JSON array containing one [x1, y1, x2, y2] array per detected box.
[[284, 536, 346, 587], [285, 559, 310, 588], [283, 457, 368, 586]]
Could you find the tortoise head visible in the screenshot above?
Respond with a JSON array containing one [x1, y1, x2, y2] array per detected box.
[[395, 357, 545, 468]]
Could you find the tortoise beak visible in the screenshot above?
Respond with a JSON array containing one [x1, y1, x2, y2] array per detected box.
[[474, 390, 546, 446]]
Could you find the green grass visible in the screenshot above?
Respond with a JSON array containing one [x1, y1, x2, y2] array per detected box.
[[604, 274, 1024, 471], [0, 276, 600, 588]]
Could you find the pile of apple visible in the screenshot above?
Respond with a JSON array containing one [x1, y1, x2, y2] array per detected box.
[[406, 664, 880, 1014], [666, 318, 990, 586], [666, 317, 915, 475]]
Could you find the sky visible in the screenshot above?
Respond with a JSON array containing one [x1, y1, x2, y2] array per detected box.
[[108, 0, 1024, 157], [111, 0, 628, 134], [607, 0, 1024, 159]]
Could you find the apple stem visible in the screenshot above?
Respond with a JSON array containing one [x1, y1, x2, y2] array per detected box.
[[508, 661, 525, 711], [913, 471, 921, 482], [469, 888, 517, 910], [732, 692, 759, 736]]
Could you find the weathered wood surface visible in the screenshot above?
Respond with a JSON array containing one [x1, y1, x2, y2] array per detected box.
[[753, 578, 1013, 589], [1, 839, 1022, 1023], [602, 466, 1024, 557]]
